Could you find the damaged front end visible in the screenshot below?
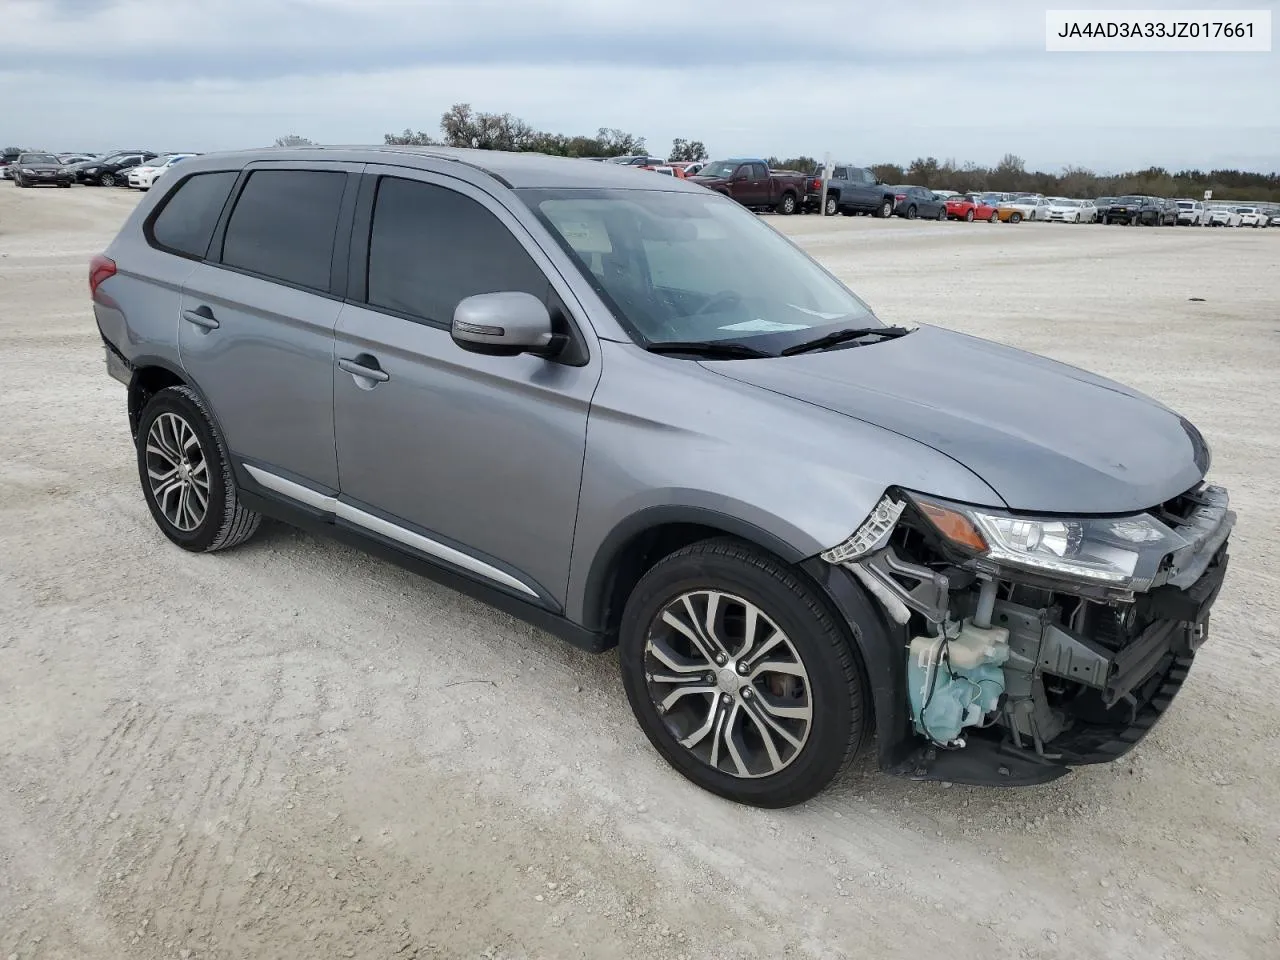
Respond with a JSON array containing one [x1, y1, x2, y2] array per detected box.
[[823, 484, 1234, 786]]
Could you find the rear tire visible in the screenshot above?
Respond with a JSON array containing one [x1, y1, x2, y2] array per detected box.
[[618, 538, 867, 808], [875, 198, 894, 219], [776, 193, 797, 216], [135, 385, 262, 553], [905, 205, 917, 220]]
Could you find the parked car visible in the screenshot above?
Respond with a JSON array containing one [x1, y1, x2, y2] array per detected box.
[[1093, 197, 1116, 216], [9, 152, 74, 187], [1205, 204, 1242, 227], [944, 194, 1000, 222], [1000, 195, 1051, 221], [1, 146, 27, 180], [931, 189, 961, 200], [76, 151, 157, 186], [1155, 198, 1179, 226], [1268, 211, 1280, 228], [128, 153, 198, 190], [607, 155, 667, 167], [823, 165, 899, 218], [890, 185, 946, 220], [1174, 200, 1205, 226], [92, 146, 1235, 807], [1101, 196, 1161, 226], [1044, 198, 1095, 223], [689, 159, 808, 215], [1235, 207, 1267, 228], [646, 165, 687, 179]]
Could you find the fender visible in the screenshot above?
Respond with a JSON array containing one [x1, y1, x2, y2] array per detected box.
[[577, 503, 808, 633]]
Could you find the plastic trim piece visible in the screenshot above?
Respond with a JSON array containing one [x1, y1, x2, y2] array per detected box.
[[241, 464, 541, 600]]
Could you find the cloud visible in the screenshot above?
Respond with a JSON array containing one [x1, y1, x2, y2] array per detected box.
[[1, 0, 1276, 172]]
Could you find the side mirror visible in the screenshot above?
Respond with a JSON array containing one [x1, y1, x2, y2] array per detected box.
[[451, 292, 562, 358]]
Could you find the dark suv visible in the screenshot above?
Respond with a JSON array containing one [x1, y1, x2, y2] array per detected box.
[[1102, 195, 1162, 226], [91, 146, 1234, 808], [820, 165, 899, 218]]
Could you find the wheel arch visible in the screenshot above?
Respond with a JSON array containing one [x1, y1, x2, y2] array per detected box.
[[127, 357, 189, 437], [578, 505, 810, 641]]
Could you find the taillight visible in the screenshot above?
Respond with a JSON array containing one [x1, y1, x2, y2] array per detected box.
[[895, 194, 906, 201], [812, 177, 822, 190], [89, 253, 116, 299]]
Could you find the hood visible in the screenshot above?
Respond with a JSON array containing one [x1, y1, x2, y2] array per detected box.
[[704, 325, 1208, 515], [690, 175, 729, 188], [18, 162, 63, 171]]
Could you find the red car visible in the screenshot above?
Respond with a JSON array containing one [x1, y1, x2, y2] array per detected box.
[[945, 194, 999, 223]]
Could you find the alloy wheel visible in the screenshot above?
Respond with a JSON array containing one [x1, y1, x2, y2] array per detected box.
[[145, 412, 210, 531], [643, 590, 813, 778]]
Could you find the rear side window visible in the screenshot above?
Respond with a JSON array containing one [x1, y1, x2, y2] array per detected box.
[[221, 169, 347, 291], [366, 177, 548, 326], [148, 171, 238, 259]]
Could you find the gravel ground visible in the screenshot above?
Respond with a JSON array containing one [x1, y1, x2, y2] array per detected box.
[[2, 184, 1279, 960]]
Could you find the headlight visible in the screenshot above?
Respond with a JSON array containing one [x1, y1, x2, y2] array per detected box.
[[905, 492, 1189, 589], [21, 168, 34, 175]]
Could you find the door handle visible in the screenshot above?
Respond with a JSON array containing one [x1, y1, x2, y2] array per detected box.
[[182, 307, 219, 330], [338, 356, 390, 383]]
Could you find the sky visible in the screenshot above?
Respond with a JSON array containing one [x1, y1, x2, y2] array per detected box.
[[3, 0, 1278, 174]]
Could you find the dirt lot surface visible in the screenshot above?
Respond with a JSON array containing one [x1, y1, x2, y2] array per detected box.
[[2, 184, 1279, 960]]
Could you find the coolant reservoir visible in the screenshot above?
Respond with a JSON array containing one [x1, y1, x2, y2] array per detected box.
[[906, 621, 1011, 745]]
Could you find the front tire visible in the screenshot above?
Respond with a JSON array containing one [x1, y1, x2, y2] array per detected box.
[[1009, 212, 1023, 223], [135, 385, 262, 553], [823, 194, 838, 217], [619, 539, 867, 808], [100, 172, 115, 186]]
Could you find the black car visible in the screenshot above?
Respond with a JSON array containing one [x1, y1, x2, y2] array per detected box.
[[10, 152, 74, 187], [1158, 198, 1180, 225], [891, 184, 947, 220], [75, 151, 156, 186], [1101, 195, 1162, 225]]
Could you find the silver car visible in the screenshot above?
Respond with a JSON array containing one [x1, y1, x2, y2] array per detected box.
[[92, 147, 1235, 807]]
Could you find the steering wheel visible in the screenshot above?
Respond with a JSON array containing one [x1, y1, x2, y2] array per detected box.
[[693, 290, 744, 316]]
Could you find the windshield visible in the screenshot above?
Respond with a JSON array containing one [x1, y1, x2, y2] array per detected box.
[[521, 187, 877, 351], [697, 161, 744, 179], [1236, 207, 1256, 213], [1176, 201, 1195, 208], [1117, 196, 1144, 203], [1051, 198, 1078, 206], [19, 153, 59, 164]]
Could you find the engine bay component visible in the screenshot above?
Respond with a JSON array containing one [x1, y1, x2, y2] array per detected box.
[[907, 621, 1009, 746]]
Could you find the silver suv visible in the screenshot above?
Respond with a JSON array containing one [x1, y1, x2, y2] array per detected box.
[[93, 147, 1234, 807]]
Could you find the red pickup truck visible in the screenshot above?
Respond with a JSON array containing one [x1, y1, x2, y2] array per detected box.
[[688, 158, 809, 215]]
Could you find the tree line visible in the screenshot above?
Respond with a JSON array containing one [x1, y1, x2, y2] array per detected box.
[[283, 102, 1280, 202]]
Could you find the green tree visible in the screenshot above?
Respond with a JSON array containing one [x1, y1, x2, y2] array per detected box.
[[669, 138, 708, 162], [907, 156, 942, 186]]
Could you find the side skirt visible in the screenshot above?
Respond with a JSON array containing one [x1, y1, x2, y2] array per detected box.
[[237, 489, 613, 654]]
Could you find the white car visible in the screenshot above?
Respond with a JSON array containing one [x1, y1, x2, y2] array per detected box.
[[1044, 197, 1095, 222], [1235, 206, 1267, 228], [127, 153, 197, 190], [1268, 212, 1280, 228], [1000, 195, 1051, 221], [1205, 205, 1242, 227], [1174, 200, 1205, 226]]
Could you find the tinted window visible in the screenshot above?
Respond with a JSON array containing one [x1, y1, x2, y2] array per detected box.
[[366, 177, 549, 325], [221, 169, 347, 291], [832, 166, 848, 179], [148, 171, 238, 259], [751, 163, 769, 178]]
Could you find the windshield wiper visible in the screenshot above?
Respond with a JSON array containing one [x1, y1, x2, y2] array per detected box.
[[779, 326, 912, 357], [645, 341, 774, 360]]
